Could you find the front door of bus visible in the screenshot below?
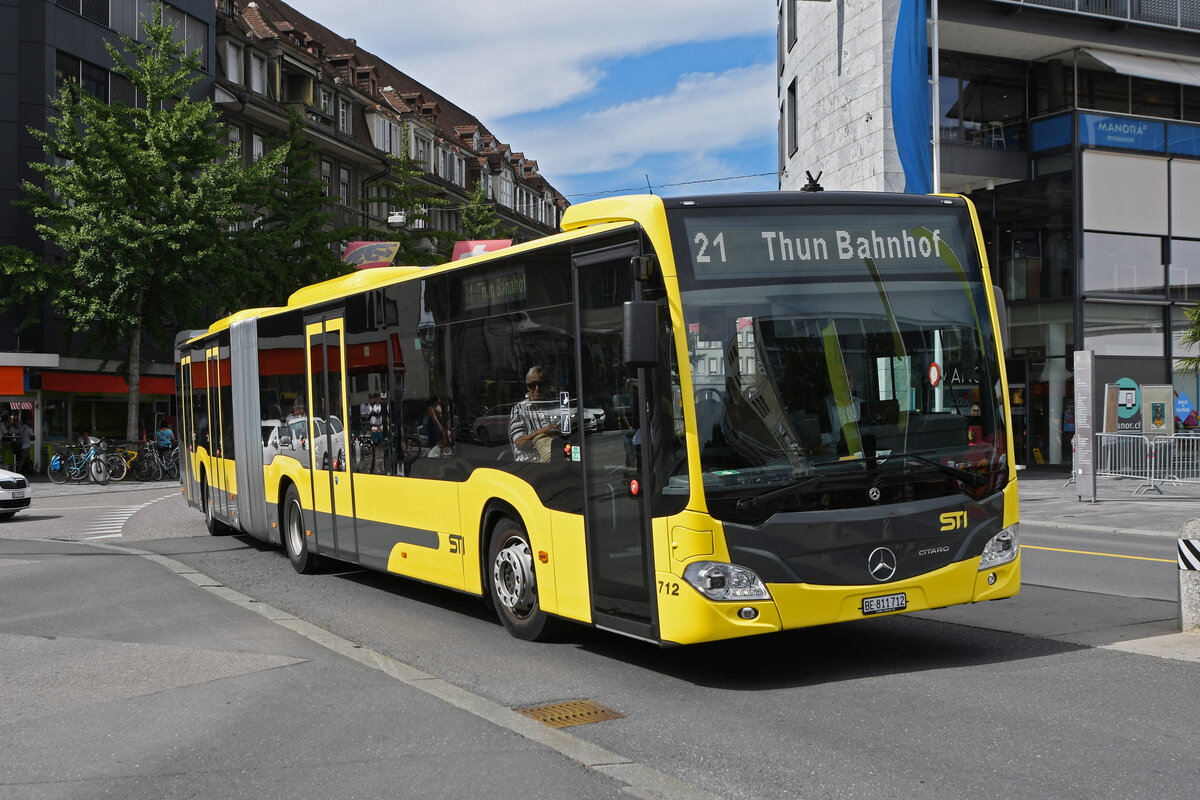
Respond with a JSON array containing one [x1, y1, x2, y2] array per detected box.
[[305, 316, 357, 561], [575, 244, 654, 635]]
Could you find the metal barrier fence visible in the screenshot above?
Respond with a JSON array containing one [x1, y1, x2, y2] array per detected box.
[[1094, 432, 1200, 494]]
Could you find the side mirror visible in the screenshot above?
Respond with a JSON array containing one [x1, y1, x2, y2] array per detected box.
[[623, 301, 657, 368]]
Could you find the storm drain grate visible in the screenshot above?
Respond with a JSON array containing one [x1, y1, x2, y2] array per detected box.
[[516, 699, 626, 728]]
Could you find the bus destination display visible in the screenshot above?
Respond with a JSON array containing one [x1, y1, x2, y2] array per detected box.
[[682, 212, 970, 280]]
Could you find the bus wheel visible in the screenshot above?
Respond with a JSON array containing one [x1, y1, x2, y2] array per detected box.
[[202, 476, 226, 536], [488, 517, 558, 641], [283, 484, 317, 574]]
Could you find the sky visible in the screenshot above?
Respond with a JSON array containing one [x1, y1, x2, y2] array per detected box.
[[283, 0, 780, 203]]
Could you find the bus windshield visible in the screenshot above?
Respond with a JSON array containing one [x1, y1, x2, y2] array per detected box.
[[670, 202, 1007, 516]]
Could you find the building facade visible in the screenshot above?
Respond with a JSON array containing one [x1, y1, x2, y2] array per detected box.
[[3, 0, 565, 463], [779, 0, 1200, 467]]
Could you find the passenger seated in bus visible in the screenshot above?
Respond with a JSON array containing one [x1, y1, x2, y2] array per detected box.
[[509, 365, 561, 462]]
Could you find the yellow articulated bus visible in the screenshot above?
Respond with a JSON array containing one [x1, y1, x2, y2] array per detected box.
[[175, 191, 1019, 646]]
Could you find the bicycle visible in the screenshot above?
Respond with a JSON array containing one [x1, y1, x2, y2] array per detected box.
[[105, 440, 140, 482], [137, 441, 178, 481], [47, 437, 110, 485]]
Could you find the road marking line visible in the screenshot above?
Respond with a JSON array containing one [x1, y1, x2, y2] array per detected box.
[[1023, 544, 1175, 564], [91, 543, 721, 800], [83, 533, 123, 540]]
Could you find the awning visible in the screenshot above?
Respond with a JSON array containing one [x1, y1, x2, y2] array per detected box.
[[1083, 48, 1200, 89], [9, 402, 32, 410]]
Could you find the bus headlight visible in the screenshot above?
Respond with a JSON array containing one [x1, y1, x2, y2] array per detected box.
[[683, 561, 771, 601], [979, 525, 1018, 570]]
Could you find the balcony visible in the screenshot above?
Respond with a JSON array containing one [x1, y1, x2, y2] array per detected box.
[[1007, 0, 1200, 31]]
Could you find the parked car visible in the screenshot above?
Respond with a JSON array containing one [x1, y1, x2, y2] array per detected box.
[[472, 397, 605, 447], [0, 466, 32, 520]]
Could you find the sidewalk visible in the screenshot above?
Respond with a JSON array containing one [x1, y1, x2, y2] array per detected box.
[[0, 535, 678, 800], [1017, 467, 1200, 537], [21, 469, 182, 499]]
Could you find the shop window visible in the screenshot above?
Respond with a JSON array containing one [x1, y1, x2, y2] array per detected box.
[[1131, 77, 1179, 120], [1083, 302, 1166, 356], [1170, 239, 1200, 301], [1082, 233, 1165, 296], [1078, 70, 1129, 114]]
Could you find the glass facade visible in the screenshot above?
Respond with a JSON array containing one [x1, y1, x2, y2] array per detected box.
[[957, 44, 1200, 464]]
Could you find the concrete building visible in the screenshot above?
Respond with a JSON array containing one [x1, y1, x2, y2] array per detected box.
[[3, 0, 565, 463], [779, 0, 1200, 467]]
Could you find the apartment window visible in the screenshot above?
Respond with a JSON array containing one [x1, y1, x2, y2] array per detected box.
[[319, 88, 332, 115], [227, 126, 241, 159], [55, 52, 80, 93], [339, 167, 351, 206], [375, 117, 392, 152], [249, 52, 266, 95], [455, 156, 466, 187], [321, 160, 333, 197], [58, 0, 108, 26], [415, 136, 431, 170], [337, 98, 352, 134], [225, 41, 244, 85], [81, 61, 109, 102], [499, 176, 513, 208], [252, 133, 265, 162], [786, 78, 797, 156], [786, 1, 797, 51]]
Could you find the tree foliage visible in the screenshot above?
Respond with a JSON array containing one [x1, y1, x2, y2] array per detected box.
[[9, 6, 281, 439], [460, 180, 502, 241], [359, 124, 453, 266], [1177, 307, 1200, 373], [235, 112, 356, 307]]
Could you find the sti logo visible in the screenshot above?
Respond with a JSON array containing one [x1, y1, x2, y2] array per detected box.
[[939, 510, 968, 532]]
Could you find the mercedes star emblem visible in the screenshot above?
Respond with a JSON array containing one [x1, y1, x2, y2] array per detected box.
[[868, 547, 898, 581], [868, 486, 881, 502]]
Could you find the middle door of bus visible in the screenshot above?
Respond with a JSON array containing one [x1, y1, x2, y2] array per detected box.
[[574, 242, 655, 637], [305, 315, 357, 562]]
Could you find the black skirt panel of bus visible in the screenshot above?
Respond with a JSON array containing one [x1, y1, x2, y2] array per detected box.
[[722, 491, 1005, 585]]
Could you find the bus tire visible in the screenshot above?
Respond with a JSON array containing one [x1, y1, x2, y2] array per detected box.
[[202, 475, 228, 536], [487, 517, 559, 641], [283, 484, 317, 574]]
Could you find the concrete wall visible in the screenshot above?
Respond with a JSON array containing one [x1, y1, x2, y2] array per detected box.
[[781, 0, 904, 192]]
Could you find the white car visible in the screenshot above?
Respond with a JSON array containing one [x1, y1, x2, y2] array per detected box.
[[0, 466, 32, 520]]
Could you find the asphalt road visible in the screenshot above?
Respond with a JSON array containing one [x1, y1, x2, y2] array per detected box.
[[4, 474, 1198, 799]]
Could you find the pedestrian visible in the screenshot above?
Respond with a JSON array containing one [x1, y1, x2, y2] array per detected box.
[[17, 418, 34, 475], [156, 421, 174, 453]]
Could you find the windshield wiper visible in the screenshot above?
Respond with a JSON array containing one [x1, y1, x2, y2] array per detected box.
[[885, 450, 987, 487], [733, 473, 845, 515]]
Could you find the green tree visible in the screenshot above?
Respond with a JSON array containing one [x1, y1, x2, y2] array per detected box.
[[460, 180, 502, 240], [359, 124, 452, 266], [12, 6, 281, 441], [237, 112, 356, 306], [1178, 308, 1200, 373]]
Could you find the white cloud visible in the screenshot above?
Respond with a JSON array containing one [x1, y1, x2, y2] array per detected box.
[[505, 64, 778, 178], [284, 0, 776, 118]]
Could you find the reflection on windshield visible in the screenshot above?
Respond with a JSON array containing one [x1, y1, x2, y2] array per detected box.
[[682, 274, 1006, 512]]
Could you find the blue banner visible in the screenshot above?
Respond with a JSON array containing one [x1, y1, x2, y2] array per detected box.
[[891, 0, 931, 194], [1079, 113, 1165, 152]]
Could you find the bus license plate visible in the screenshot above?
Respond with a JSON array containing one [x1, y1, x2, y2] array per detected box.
[[862, 592, 907, 615]]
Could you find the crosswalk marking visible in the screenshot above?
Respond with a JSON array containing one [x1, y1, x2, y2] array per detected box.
[[81, 493, 176, 540]]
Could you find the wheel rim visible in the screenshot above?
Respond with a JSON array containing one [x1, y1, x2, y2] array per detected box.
[[493, 535, 536, 618], [286, 498, 304, 557]]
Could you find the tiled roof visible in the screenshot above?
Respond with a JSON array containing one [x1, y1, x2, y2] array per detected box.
[[219, 0, 564, 204]]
